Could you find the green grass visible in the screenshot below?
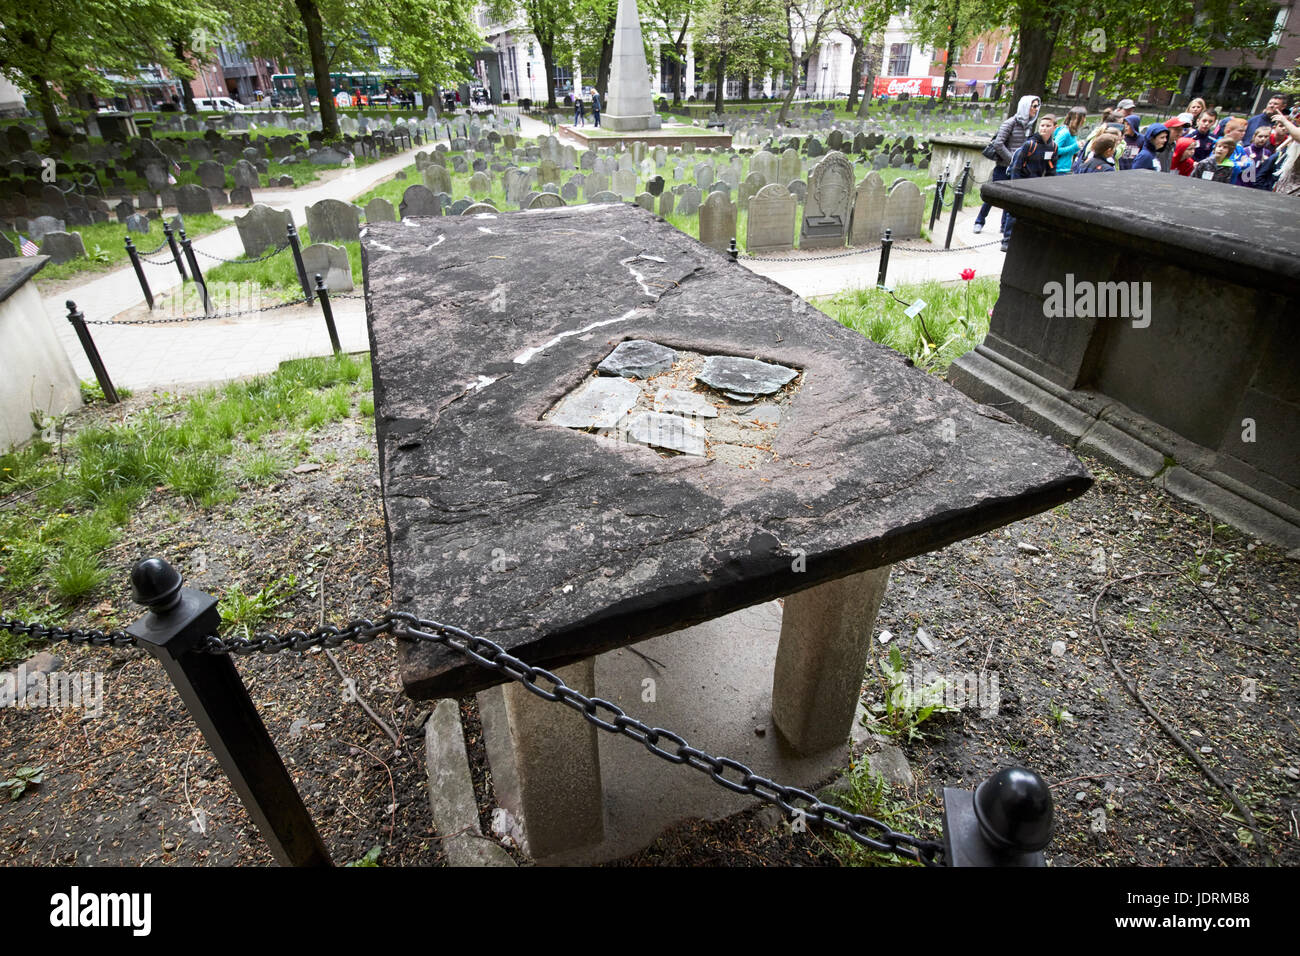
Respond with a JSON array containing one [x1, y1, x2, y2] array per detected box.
[[0, 352, 373, 665], [817, 276, 999, 374], [8, 213, 230, 284], [827, 762, 936, 867], [204, 224, 363, 297], [218, 573, 299, 638]]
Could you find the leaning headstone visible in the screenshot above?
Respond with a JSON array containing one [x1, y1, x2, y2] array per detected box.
[[882, 179, 924, 240], [746, 183, 797, 254], [848, 172, 886, 246], [699, 191, 737, 253], [399, 184, 443, 218], [301, 242, 353, 292], [235, 204, 292, 258], [364, 197, 397, 223], [175, 184, 214, 215], [38, 230, 87, 264], [800, 151, 854, 250], [305, 198, 362, 243]]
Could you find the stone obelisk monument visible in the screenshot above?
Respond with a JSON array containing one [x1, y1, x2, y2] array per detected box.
[[602, 0, 660, 131]]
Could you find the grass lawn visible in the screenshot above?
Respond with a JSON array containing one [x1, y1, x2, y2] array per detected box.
[[6, 213, 231, 285], [816, 275, 999, 374], [205, 225, 362, 298]]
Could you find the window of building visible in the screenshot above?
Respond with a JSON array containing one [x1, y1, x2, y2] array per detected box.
[[975, 42, 985, 64], [888, 43, 911, 75], [992, 42, 1002, 63], [1068, 73, 1081, 96]]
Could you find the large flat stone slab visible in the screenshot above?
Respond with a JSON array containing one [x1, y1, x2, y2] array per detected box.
[[362, 205, 1091, 700]]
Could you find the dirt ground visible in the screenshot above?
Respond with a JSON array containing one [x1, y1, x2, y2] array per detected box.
[[2, 389, 1297, 867]]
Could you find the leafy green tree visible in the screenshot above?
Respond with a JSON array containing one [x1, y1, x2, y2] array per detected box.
[[645, 0, 692, 105], [904, 0, 1004, 101], [838, 0, 895, 114], [488, 0, 576, 108], [696, 0, 785, 114], [777, 0, 842, 123]]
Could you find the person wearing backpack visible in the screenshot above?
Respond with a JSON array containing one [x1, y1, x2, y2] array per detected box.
[[1053, 106, 1087, 174], [1002, 114, 1057, 251], [973, 94, 1040, 236]]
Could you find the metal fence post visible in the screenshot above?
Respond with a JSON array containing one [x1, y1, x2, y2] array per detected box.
[[124, 237, 154, 311], [315, 274, 341, 355], [929, 168, 948, 232], [126, 558, 332, 867], [728, 237, 739, 261], [959, 160, 972, 194], [876, 228, 893, 289], [179, 230, 212, 316], [65, 301, 120, 404], [945, 178, 965, 250], [163, 223, 187, 280], [287, 222, 314, 305], [941, 766, 1052, 866]]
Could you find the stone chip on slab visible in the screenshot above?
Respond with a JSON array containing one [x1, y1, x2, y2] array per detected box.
[[547, 376, 640, 428], [597, 339, 677, 379], [654, 388, 718, 418], [697, 355, 798, 396], [622, 411, 707, 456]]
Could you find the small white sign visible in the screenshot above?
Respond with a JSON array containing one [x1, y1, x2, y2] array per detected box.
[[904, 298, 927, 318]]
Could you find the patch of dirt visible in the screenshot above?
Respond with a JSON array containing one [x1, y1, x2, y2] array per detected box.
[[2, 387, 1297, 867]]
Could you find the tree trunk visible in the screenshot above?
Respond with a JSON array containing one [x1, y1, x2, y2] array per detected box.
[[171, 38, 199, 114], [596, 15, 616, 99], [857, 44, 876, 118], [714, 54, 727, 114], [845, 40, 863, 111], [778, 62, 798, 124], [540, 40, 558, 108], [1010, 13, 1060, 117], [295, 0, 336, 136], [942, 18, 958, 102], [741, 72, 751, 103], [672, 17, 689, 107], [33, 75, 71, 148], [294, 64, 315, 116]]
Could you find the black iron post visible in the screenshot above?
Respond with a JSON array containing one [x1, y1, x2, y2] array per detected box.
[[315, 274, 341, 355], [179, 230, 212, 315], [944, 178, 965, 250], [287, 222, 314, 304], [959, 160, 972, 194], [163, 223, 187, 280], [65, 301, 120, 404], [942, 766, 1052, 866], [728, 237, 739, 261], [876, 228, 893, 289], [124, 237, 154, 311], [929, 167, 948, 232], [126, 558, 332, 867]]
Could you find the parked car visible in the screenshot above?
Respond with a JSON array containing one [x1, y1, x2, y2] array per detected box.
[[194, 96, 246, 111]]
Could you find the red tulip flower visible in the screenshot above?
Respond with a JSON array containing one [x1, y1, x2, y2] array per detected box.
[[960, 268, 976, 280]]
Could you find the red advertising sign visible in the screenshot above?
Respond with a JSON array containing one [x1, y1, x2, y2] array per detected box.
[[873, 76, 937, 97]]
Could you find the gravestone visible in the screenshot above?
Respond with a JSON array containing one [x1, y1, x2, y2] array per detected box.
[[695, 161, 714, 189], [528, 193, 566, 209], [677, 185, 702, 216], [583, 172, 611, 201], [125, 213, 150, 235], [848, 173, 886, 246], [235, 203, 292, 258], [751, 150, 778, 185], [38, 231, 86, 264], [588, 191, 621, 204], [635, 192, 654, 212], [779, 148, 801, 183], [197, 160, 226, 189], [302, 242, 353, 292], [699, 191, 736, 253], [800, 151, 854, 250], [561, 180, 580, 202], [175, 184, 214, 215], [305, 198, 362, 243], [229, 185, 254, 205], [468, 171, 492, 195], [365, 197, 397, 223], [539, 159, 561, 185], [449, 198, 473, 216], [29, 215, 66, 240], [400, 184, 443, 218], [882, 179, 923, 240], [232, 160, 260, 189], [746, 183, 796, 254], [613, 169, 637, 199], [658, 190, 675, 216], [462, 202, 499, 215], [310, 147, 352, 166], [451, 155, 469, 174], [423, 164, 453, 194]]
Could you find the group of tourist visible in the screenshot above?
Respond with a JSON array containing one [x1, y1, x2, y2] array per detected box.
[[974, 92, 1300, 250], [572, 89, 602, 128]]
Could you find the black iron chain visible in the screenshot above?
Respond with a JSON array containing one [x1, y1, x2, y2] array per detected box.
[[3, 609, 944, 864], [136, 237, 171, 257], [194, 243, 289, 264], [740, 236, 1000, 263], [81, 298, 305, 325]]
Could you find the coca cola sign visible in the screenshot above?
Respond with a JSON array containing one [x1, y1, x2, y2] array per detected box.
[[873, 76, 936, 97]]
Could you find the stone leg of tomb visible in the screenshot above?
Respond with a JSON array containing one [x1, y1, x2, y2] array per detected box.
[[500, 658, 604, 857], [771, 565, 892, 755]]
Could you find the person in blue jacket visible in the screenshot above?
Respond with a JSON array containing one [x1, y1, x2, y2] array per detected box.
[[1117, 115, 1142, 170], [1132, 123, 1170, 171], [1053, 106, 1087, 174], [1002, 114, 1057, 251]]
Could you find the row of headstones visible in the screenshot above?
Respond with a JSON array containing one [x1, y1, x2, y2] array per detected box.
[[0, 210, 201, 263]]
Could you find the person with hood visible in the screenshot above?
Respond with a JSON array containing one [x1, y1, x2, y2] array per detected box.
[[1117, 115, 1142, 170], [1053, 106, 1087, 174], [1132, 123, 1170, 171], [973, 93, 1040, 235], [1157, 117, 1188, 170], [1171, 136, 1198, 176], [1002, 114, 1057, 251], [1076, 133, 1118, 172]]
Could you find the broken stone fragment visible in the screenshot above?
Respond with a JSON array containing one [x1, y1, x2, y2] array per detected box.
[[654, 387, 718, 418], [548, 377, 640, 428], [597, 340, 677, 379], [696, 355, 797, 396], [622, 411, 707, 456]]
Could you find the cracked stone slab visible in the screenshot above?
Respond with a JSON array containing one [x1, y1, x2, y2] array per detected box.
[[622, 411, 707, 456], [696, 355, 798, 396], [597, 340, 677, 379], [654, 388, 718, 418], [545, 376, 640, 428], [362, 205, 1091, 700]]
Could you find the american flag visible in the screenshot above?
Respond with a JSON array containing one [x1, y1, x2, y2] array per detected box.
[[19, 234, 38, 256]]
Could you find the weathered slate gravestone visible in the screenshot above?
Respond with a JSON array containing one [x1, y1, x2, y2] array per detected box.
[[468, 171, 492, 195], [364, 197, 397, 223], [228, 186, 254, 205], [29, 215, 66, 240], [232, 160, 260, 189], [749, 150, 778, 186], [677, 185, 703, 216], [849, 173, 886, 246], [779, 148, 801, 184], [583, 172, 611, 201], [400, 185, 443, 218], [800, 151, 854, 250], [305, 198, 362, 243], [38, 230, 86, 264], [175, 184, 215, 215], [646, 175, 665, 197], [560, 180, 580, 203], [539, 159, 561, 185], [423, 164, 453, 194], [588, 191, 621, 204], [882, 179, 923, 240], [699, 191, 737, 253], [635, 192, 655, 212], [613, 169, 637, 200], [302, 242, 353, 292], [528, 193, 566, 209], [462, 202, 499, 215], [235, 203, 292, 258], [311, 146, 353, 166], [197, 160, 226, 189], [449, 198, 473, 216], [695, 161, 714, 189], [746, 183, 797, 254], [451, 155, 469, 174], [125, 213, 150, 234]]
